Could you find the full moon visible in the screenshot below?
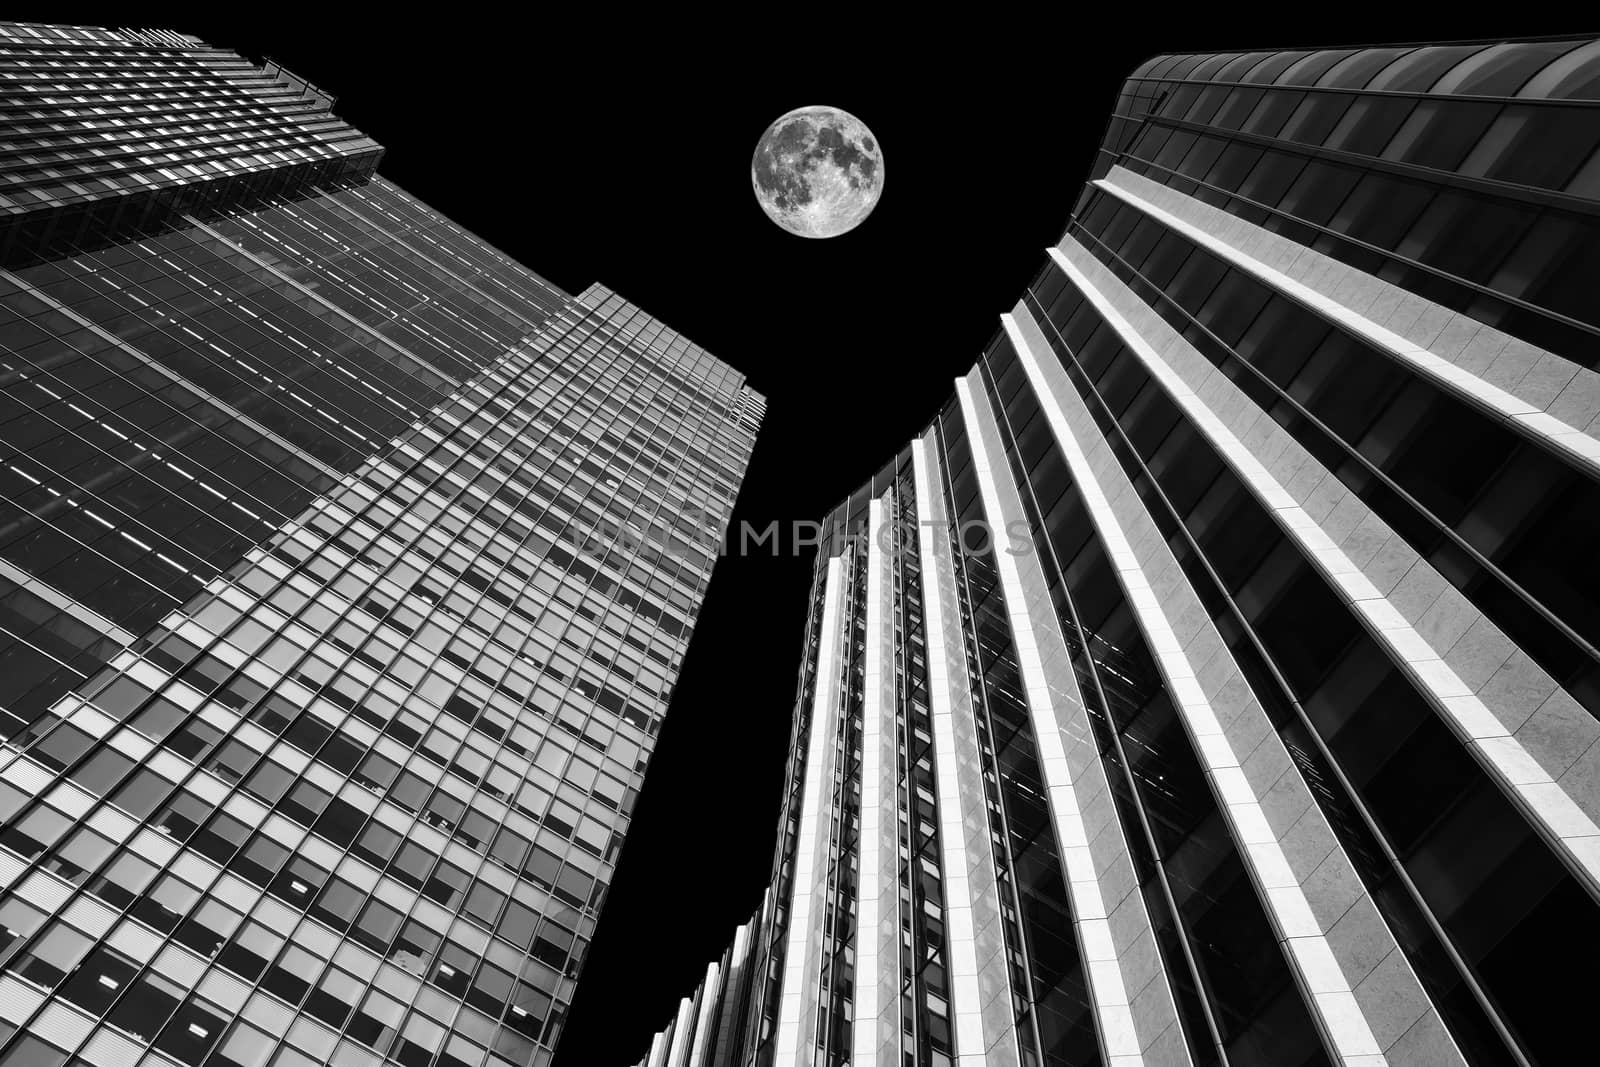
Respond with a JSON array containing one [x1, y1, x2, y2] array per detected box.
[[752, 106, 882, 238]]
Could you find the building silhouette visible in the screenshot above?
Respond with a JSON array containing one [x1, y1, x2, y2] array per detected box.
[[633, 35, 1600, 1067], [0, 21, 761, 1067]]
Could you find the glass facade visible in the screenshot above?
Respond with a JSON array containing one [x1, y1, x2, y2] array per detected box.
[[0, 22, 382, 264], [634, 35, 1600, 1067], [0, 21, 762, 1067]]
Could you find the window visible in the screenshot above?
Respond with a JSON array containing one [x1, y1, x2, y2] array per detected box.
[[431, 942, 475, 998], [133, 873, 199, 933], [390, 920, 440, 975], [156, 791, 211, 842], [269, 855, 326, 909], [168, 718, 223, 761], [352, 820, 400, 868], [111, 767, 171, 818], [497, 900, 539, 952], [192, 811, 250, 866], [354, 750, 398, 790], [0, 899, 47, 968], [31, 724, 93, 771], [218, 921, 281, 982], [0, 1036, 67, 1067], [352, 898, 402, 954], [68, 745, 134, 795], [311, 877, 363, 932], [243, 759, 294, 805], [59, 944, 139, 1015], [464, 881, 506, 927], [10, 921, 93, 988], [45, 827, 115, 884], [233, 834, 290, 887], [88, 851, 156, 909], [312, 797, 365, 847], [0, 804, 70, 858], [467, 962, 515, 1019], [207, 737, 258, 783], [262, 943, 320, 1005], [395, 1013, 445, 1067], [130, 697, 187, 739], [209, 1022, 276, 1067], [92, 675, 152, 718], [506, 980, 550, 1037], [348, 989, 405, 1054], [389, 841, 434, 889], [490, 827, 529, 870], [279, 779, 331, 826], [174, 899, 241, 959], [389, 770, 431, 813], [155, 995, 229, 1065], [422, 860, 468, 908], [305, 967, 361, 1029]]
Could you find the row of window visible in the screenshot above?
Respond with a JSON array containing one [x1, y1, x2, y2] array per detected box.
[[0, 278, 745, 1067], [936, 403, 1105, 1067], [1132, 42, 1600, 100], [1024, 268, 1600, 1064], [1073, 189, 1600, 721], [816, 546, 867, 1063], [0, 168, 583, 731], [888, 466, 960, 1059], [744, 560, 835, 1056], [1110, 111, 1600, 360]]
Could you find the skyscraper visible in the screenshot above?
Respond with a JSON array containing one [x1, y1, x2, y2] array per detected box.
[[635, 36, 1600, 1067], [0, 21, 762, 1067]]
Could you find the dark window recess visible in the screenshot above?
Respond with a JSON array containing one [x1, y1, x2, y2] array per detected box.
[[180, 655, 231, 694], [214, 674, 264, 711], [444, 694, 479, 723], [250, 694, 297, 733]]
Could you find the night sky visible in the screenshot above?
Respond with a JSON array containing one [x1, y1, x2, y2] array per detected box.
[[29, 7, 1562, 1063]]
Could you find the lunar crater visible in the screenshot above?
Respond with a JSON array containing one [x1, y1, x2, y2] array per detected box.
[[752, 106, 882, 238]]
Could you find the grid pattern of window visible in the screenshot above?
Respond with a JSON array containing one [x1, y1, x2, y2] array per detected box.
[[0, 288, 759, 1067], [0, 20, 762, 1067], [0, 174, 569, 751], [0, 22, 382, 263]]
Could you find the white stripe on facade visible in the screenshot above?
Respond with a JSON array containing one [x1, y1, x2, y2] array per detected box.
[[1047, 247, 1600, 896], [964, 355, 1388, 1066], [668, 992, 698, 1067], [1057, 197, 1600, 835], [718, 915, 755, 1045], [1093, 170, 1600, 475], [647, 1029, 670, 1067], [911, 436, 1007, 1064], [1006, 295, 1471, 1061], [688, 960, 720, 1067], [1098, 161, 1600, 440], [853, 494, 900, 1067], [775, 555, 848, 1067], [957, 377, 1172, 1067]]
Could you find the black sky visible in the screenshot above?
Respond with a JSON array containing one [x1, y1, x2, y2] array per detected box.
[[26, 7, 1574, 1064]]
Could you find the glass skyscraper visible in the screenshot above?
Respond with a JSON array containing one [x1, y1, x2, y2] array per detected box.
[[0, 21, 762, 1067], [634, 36, 1600, 1067]]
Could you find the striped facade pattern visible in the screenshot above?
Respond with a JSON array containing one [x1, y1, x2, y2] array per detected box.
[[635, 36, 1600, 1067]]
